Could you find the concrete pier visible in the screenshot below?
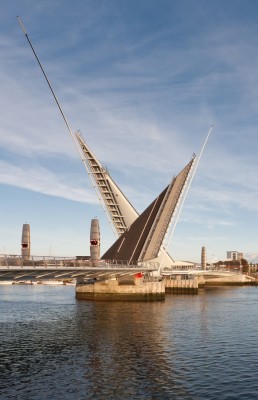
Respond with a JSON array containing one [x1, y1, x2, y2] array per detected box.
[[164, 276, 198, 294], [203, 273, 255, 286], [163, 270, 255, 292], [76, 276, 165, 301]]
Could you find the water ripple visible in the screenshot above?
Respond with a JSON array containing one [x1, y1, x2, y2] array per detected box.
[[1, 286, 258, 399]]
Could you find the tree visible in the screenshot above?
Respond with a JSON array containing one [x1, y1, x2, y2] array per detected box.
[[241, 258, 249, 273]]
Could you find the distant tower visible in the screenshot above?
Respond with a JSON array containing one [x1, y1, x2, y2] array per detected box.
[[21, 223, 30, 260], [201, 246, 206, 270], [90, 219, 100, 267]]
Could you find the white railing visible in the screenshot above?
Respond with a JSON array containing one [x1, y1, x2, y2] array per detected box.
[[0, 255, 159, 270]]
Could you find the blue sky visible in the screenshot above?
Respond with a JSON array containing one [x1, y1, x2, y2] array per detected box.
[[1, 0, 258, 263]]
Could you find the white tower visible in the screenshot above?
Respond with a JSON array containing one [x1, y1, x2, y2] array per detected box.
[[201, 246, 206, 270], [21, 223, 30, 260], [90, 218, 100, 267]]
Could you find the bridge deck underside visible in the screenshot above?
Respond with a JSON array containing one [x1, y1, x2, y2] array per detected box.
[[0, 267, 156, 282]]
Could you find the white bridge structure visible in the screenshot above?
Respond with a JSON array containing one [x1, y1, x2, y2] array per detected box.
[[17, 19, 214, 276], [162, 269, 247, 278], [16, 20, 253, 297], [0, 255, 254, 286], [0, 254, 159, 283], [162, 268, 255, 285]]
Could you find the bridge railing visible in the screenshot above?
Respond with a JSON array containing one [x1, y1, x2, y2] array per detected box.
[[0, 255, 159, 270], [0, 255, 78, 268]]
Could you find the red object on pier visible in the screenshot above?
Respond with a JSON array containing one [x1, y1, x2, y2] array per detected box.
[[135, 273, 143, 278]]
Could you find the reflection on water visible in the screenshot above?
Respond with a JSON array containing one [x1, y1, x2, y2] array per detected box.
[[1, 285, 258, 399]]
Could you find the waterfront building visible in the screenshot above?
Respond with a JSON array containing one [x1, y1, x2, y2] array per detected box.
[[167, 261, 196, 270], [226, 251, 244, 261]]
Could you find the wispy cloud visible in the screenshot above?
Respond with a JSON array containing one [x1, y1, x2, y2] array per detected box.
[[0, 160, 96, 203], [1, 1, 258, 259], [245, 253, 258, 263]]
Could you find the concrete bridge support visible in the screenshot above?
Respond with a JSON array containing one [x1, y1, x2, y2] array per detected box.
[[76, 276, 165, 301], [164, 276, 198, 294]]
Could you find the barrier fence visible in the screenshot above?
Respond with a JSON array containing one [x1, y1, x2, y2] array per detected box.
[[0, 255, 159, 270]]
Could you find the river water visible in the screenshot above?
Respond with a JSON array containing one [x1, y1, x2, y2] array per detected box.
[[0, 285, 258, 399]]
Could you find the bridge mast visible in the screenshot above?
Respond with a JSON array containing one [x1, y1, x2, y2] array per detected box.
[[17, 17, 134, 236], [17, 17, 82, 157]]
